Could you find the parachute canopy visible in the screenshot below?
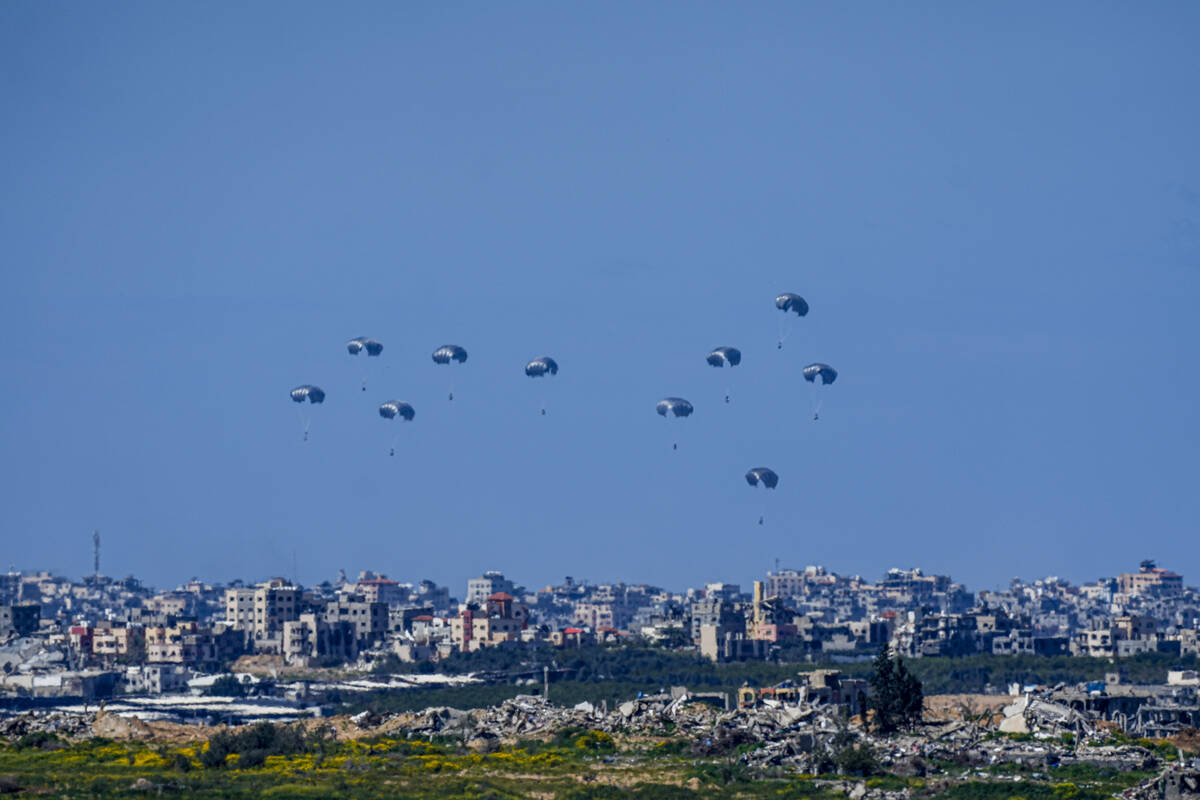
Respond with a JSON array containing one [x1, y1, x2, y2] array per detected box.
[[802, 363, 838, 385], [775, 293, 809, 316], [432, 345, 468, 364], [706, 346, 742, 368], [379, 401, 415, 421], [745, 467, 779, 489], [347, 337, 383, 356], [525, 356, 559, 377], [290, 385, 325, 404], [656, 397, 694, 418]]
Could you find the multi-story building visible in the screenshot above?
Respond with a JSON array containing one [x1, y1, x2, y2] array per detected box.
[[466, 572, 517, 606], [93, 625, 145, 658], [283, 614, 357, 662], [1118, 562, 1184, 598], [353, 578, 404, 607], [319, 596, 388, 645], [450, 592, 527, 651], [224, 588, 256, 630]]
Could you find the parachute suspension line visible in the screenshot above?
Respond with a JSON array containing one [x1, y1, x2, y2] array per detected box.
[[296, 407, 310, 441]]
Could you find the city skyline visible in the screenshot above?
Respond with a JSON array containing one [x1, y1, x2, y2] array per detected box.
[[7, 553, 1189, 602]]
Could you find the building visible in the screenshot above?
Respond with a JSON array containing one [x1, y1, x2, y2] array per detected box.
[[93, 625, 145, 659], [1118, 561, 1183, 598], [124, 664, 189, 694], [224, 588, 256, 630], [450, 592, 528, 651], [282, 614, 357, 662], [353, 578, 404, 607], [466, 572, 517, 606], [224, 580, 299, 650], [319, 596, 388, 645]]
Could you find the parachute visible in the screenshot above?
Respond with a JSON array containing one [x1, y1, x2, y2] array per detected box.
[[432, 345, 468, 364], [706, 347, 741, 403], [525, 357, 559, 377], [347, 337, 383, 356], [379, 401, 415, 421], [379, 401, 415, 456], [802, 363, 837, 385], [432, 345, 468, 400], [775, 293, 809, 349], [705, 347, 741, 368], [289, 385, 325, 441], [656, 397, 693, 450], [745, 467, 779, 525], [802, 363, 838, 420], [347, 338, 383, 390], [525, 356, 559, 415], [775, 293, 809, 316], [290, 385, 326, 403], [655, 397, 694, 418], [745, 467, 779, 489]]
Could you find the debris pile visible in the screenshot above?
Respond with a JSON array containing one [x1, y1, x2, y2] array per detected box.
[[1, 685, 1195, 799], [999, 695, 1092, 736], [0, 711, 93, 739]]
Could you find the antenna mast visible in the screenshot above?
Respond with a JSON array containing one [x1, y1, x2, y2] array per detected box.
[[93, 530, 101, 577]]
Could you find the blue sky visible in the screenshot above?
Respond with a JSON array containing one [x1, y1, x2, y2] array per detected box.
[[2, 2, 1197, 595]]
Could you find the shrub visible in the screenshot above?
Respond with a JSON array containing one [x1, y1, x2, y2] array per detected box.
[[13, 732, 63, 751], [200, 722, 312, 769], [573, 730, 615, 754], [835, 743, 880, 777]]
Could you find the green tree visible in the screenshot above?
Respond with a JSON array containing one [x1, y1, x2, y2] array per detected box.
[[868, 645, 923, 733], [896, 656, 924, 727], [868, 646, 898, 732], [204, 674, 249, 698]]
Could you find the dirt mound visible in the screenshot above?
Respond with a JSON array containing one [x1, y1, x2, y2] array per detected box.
[[92, 711, 156, 740], [924, 694, 1014, 724], [91, 711, 211, 744], [230, 655, 287, 676], [1169, 727, 1200, 756]]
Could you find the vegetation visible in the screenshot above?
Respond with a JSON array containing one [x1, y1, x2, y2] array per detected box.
[[868, 646, 924, 732], [0, 726, 1159, 800], [354, 645, 1197, 714], [204, 674, 250, 698]]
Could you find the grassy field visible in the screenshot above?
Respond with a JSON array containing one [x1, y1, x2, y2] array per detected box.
[[0, 726, 1158, 800]]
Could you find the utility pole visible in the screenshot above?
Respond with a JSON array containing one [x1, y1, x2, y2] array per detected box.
[[543, 665, 549, 703]]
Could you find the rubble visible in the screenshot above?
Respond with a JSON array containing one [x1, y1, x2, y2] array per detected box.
[[0, 711, 93, 739], [999, 694, 1092, 735], [1, 684, 1195, 800], [1123, 766, 1200, 800]]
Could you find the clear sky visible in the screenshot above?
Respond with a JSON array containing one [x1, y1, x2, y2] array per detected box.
[[2, 2, 1198, 595]]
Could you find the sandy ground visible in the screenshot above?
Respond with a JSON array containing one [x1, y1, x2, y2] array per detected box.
[[923, 693, 1016, 724]]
